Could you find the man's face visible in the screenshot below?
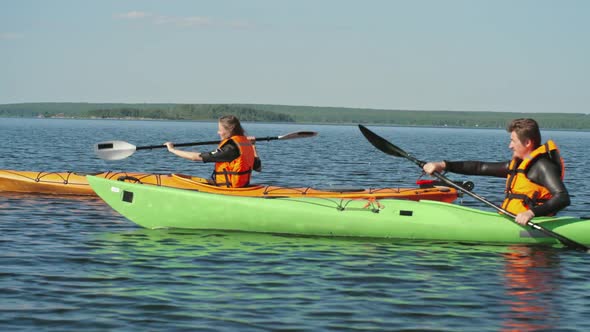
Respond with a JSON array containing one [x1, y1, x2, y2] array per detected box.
[[509, 131, 531, 159]]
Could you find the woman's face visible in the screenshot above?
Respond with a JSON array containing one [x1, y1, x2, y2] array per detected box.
[[217, 122, 231, 140]]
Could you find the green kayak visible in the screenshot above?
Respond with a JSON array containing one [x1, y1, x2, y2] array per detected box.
[[87, 176, 590, 246]]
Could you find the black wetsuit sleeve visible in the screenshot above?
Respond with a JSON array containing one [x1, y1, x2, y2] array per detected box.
[[201, 140, 240, 163], [253, 157, 262, 172], [444, 161, 510, 178], [527, 158, 570, 216]]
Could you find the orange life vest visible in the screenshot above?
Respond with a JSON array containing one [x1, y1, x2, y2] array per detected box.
[[212, 135, 255, 188], [501, 140, 565, 215]]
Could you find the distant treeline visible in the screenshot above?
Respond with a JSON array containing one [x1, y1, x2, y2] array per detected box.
[[87, 104, 295, 122], [1, 102, 590, 129], [245, 104, 590, 129], [0, 103, 294, 122]]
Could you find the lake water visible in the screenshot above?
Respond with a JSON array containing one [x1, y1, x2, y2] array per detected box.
[[1, 118, 590, 331]]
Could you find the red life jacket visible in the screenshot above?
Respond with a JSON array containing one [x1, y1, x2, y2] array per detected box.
[[501, 140, 565, 214], [212, 135, 255, 188]]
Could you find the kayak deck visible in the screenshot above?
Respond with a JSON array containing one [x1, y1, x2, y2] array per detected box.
[[169, 173, 459, 201]]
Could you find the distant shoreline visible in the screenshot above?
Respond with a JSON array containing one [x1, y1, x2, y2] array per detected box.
[[1, 102, 589, 130]]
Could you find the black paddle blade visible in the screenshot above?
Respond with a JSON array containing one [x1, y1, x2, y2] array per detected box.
[[277, 131, 318, 140], [358, 125, 409, 159]]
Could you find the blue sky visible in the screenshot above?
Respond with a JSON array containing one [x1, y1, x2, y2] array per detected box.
[[1, 0, 588, 113]]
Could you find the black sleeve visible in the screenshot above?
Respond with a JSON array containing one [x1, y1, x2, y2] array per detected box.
[[253, 157, 262, 172], [445, 161, 510, 178], [201, 140, 240, 163], [527, 158, 570, 216]]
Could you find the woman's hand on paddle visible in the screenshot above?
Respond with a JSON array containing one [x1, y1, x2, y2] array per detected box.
[[164, 142, 203, 161], [164, 142, 174, 151], [423, 161, 446, 175]]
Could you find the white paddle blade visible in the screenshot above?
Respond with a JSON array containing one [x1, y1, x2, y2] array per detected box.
[[94, 140, 137, 160]]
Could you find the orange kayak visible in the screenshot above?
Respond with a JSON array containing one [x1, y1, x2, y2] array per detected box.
[[0, 169, 460, 202]]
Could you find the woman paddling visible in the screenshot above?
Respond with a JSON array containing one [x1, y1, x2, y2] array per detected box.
[[422, 118, 570, 225], [165, 115, 261, 188]]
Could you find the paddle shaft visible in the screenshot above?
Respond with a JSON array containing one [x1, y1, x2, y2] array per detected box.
[[405, 146, 587, 251], [95, 131, 317, 161], [358, 124, 589, 252], [429, 170, 588, 251], [137, 135, 295, 150]]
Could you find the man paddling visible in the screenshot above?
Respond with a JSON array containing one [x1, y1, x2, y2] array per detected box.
[[165, 115, 261, 188], [422, 118, 570, 225]]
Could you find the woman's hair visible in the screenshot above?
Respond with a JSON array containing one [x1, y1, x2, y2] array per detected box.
[[219, 115, 245, 136], [507, 118, 541, 148]]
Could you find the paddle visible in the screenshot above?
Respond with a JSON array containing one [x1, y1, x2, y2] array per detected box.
[[358, 124, 589, 252], [94, 131, 318, 161]]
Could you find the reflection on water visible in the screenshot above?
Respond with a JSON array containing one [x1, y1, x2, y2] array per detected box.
[[501, 246, 561, 332], [86, 230, 529, 330]]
